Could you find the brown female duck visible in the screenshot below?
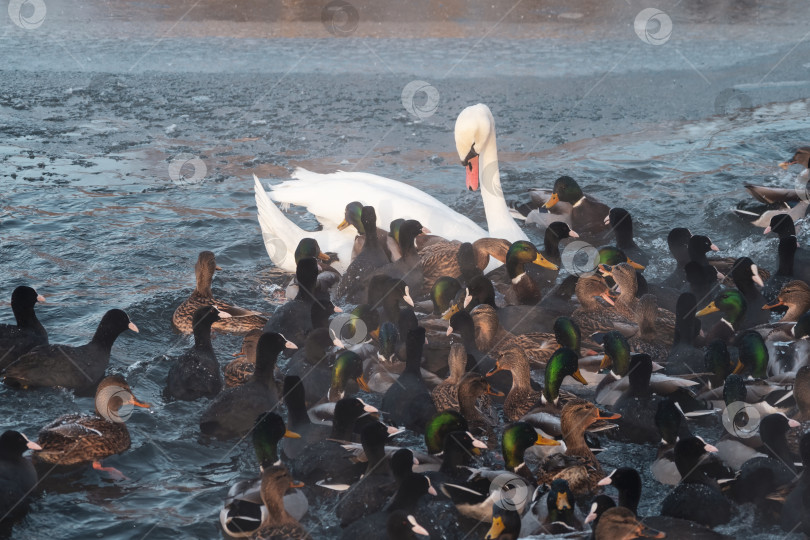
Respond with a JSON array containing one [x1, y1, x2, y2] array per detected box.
[[628, 294, 670, 362], [252, 465, 310, 540], [536, 401, 620, 498], [34, 375, 150, 471], [419, 237, 510, 290], [471, 304, 556, 366], [571, 274, 634, 349], [764, 280, 810, 322], [224, 329, 263, 388], [172, 251, 267, 334], [605, 263, 675, 345]]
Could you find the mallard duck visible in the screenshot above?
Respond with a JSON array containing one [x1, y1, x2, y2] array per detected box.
[[470, 304, 556, 367], [595, 507, 665, 539], [735, 149, 810, 227], [664, 293, 704, 375], [251, 465, 310, 539], [220, 413, 305, 537], [571, 275, 635, 348], [225, 329, 264, 388], [374, 220, 428, 299], [535, 401, 620, 498], [338, 201, 397, 262], [729, 257, 769, 328], [4, 309, 138, 395], [500, 422, 561, 481], [627, 294, 670, 362], [523, 347, 588, 416], [543, 176, 610, 239], [34, 375, 149, 471], [696, 290, 747, 345], [0, 286, 47, 371], [762, 235, 802, 303], [763, 280, 810, 322], [284, 238, 341, 300], [536, 222, 578, 289], [280, 376, 330, 460], [604, 208, 649, 267], [200, 333, 296, 440], [431, 343, 470, 411], [338, 206, 391, 303], [335, 421, 405, 527], [327, 351, 370, 402], [455, 374, 501, 437], [172, 251, 267, 334], [603, 263, 675, 345], [778, 431, 810, 535], [484, 502, 522, 540], [501, 241, 558, 306], [484, 349, 539, 421], [520, 478, 584, 536], [419, 238, 509, 291], [265, 258, 339, 348], [382, 328, 437, 433], [0, 430, 40, 522], [164, 305, 230, 401]]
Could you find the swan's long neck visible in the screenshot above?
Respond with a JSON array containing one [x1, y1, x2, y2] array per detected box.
[[478, 133, 528, 242]]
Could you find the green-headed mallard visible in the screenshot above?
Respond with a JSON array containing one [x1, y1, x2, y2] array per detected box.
[[34, 375, 150, 471], [339, 201, 397, 262], [543, 176, 610, 239], [338, 206, 391, 303], [220, 412, 305, 537], [696, 289, 747, 345], [0, 286, 47, 371], [284, 238, 340, 300], [172, 251, 267, 334], [502, 240, 558, 306]]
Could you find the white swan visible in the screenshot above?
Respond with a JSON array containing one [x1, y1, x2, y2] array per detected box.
[[254, 103, 527, 273]]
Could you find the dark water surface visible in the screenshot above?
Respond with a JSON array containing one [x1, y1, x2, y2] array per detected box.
[[3, 1, 810, 538]]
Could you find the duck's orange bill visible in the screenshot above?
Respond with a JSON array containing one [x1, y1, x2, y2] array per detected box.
[[131, 398, 151, 409], [356, 375, 371, 392], [544, 192, 559, 208], [732, 361, 745, 375], [337, 219, 351, 231], [696, 302, 719, 317], [600, 292, 616, 306], [556, 491, 571, 511], [763, 300, 785, 310], [486, 385, 505, 397], [284, 429, 302, 439], [600, 354, 612, 370], [596, 410, 621, 420], [533, 253, 559, 271], [598, 264, 612, 275], [636, 523, 666, 539], [442, 303, 461, 320], [231, 351, 246, 357], [317, 252, 331, 261], [572, 369, 588, 385], [290, 480, 305, 488], [627, 259, 646, 271], [485, 516, 505, 540], [486, 361, 504, 377], [370, 328, 380, 340], [779, 161, 794, 170], [535, 434, 561, 446]]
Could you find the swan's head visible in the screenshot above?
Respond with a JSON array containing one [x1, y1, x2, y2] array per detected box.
[[455, 104, 495, 192]]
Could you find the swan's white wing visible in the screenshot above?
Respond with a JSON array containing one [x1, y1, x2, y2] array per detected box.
[[269, 168, 489, 243], [254, 174, 353, 273]]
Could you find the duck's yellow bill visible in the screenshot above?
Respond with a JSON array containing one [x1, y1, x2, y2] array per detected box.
[[572, 369, 588, 385], [779, 161, 793, 170], [485, 517, 505, 540], [627, 259, 646, 271], [337, 219, 351, 230], [533, 253, 558, 270], [732, 361, 745, 375], [556, 491, 571, 511], [600, 354, 612, 370], [696, 302, 720, 317], [356, 375, 371, 392], [284, 429, 302, 439], [442, 303, 461, 320], [535, 434, 561, 446], [543, 192, 560, 209]]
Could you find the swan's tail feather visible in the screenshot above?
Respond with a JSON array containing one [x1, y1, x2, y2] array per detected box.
[[253, 174, 301, 272]]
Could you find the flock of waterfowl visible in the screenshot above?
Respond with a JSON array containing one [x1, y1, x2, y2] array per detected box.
[[3, 103, 810, 539]]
